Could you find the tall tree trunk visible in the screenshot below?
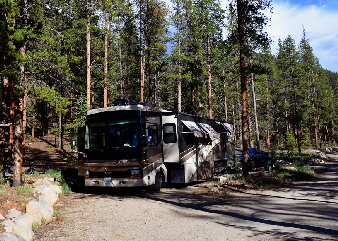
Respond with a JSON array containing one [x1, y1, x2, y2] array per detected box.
[[177, 78, 182, 111], [266, 83, 271, 148], [20, 45, 27, 154], [31, 97, 36, 138], [86, 0, 92, 109], [58, 115, 63, 149], [103, 10, 109, 107], [140, 49, 145, 103], [1, 78, 10, 178], [139, 0, 145, 103], [177, 29, 182, 111], [118, 15, 124, 98], [12, 42, 28, 186], [251, 74, 260, 151], [237, 0, 249, 177], [331, 119, 335, 146], [176, 1, 182, 112], [9, 82, 15, 172], [223, 73, 228, 120], [12, 107, 23, 187], [314, 115, 319, 148], [232, 103, 237, 143], [119, 46, 124, 97], [11, 82, 24, 187], [207, 35, 213, 119], [285, 98, 289, 134], [0, 124, 6, 178], [154, 74, 158, 106]]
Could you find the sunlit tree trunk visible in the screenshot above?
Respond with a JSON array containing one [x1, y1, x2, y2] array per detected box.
[[140, 49, 145, 103], [139, 0, 145, 103], [104, 10, 109, 107], [251, 74, 260, 151], [207, 35, 213, 119], [86, 0, 92, 109], [223, 73, 228, 120], [11, 81, 24, 187], [237, 0, 249, 177], [177, 18, 182, 112]]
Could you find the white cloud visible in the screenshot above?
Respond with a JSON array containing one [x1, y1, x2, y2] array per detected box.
[[267, 2, 338, 72]]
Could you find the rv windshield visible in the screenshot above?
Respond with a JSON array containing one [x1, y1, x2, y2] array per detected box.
[[87, 117, 139, 149]]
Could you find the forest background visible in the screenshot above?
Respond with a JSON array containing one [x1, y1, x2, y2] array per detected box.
[[1, 0, 338, 185]]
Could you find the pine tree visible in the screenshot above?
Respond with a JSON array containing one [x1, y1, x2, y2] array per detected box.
[[0, 0, 45, 186], [229, 0, 272, 177], [277, 35, 312, 153]]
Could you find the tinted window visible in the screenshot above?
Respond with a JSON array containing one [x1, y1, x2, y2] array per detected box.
[[146, 124, 158, 145], [163, 123, 177, 143]]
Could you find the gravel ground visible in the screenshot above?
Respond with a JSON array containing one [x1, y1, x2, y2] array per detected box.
[[35, 155, 338, 241]]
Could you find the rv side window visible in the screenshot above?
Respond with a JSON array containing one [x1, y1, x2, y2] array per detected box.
[[182, 124, 196, 145], [163, 123, 177, 143], [146, 124, 158, 145]]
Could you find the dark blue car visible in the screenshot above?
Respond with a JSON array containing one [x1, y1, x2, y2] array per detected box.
[[248, 148, 272, 172]]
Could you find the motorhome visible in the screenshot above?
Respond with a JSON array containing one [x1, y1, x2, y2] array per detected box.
[[75, 99, 234, 190]]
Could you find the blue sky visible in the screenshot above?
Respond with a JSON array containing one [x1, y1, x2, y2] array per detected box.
[[266, 0, 338, 72], [165, 0, 338, 72], [219, 0, 338, 72]]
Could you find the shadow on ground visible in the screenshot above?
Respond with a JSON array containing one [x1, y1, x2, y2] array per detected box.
[[59, 157, 338, 241]]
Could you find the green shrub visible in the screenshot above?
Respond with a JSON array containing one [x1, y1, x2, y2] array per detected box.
[[285, 131, 298, 154]]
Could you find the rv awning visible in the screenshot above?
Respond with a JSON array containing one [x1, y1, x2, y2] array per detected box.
[[198, 123, 220, 139], [221, 123, 233, 133], [182, 120, 206, 137]]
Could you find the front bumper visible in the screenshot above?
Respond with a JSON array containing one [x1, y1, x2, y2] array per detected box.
[[84, 177, 145, 187]]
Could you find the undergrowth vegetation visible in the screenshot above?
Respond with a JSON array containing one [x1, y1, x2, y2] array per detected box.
[[225, 152, 327, 189], [0, 167, 72, 196]]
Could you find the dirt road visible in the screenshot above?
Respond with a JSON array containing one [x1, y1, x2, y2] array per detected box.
[[35, 157, 338, 241]]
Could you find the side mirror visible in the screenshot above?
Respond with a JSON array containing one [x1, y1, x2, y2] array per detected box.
[[71, 140, 77, 151], [71, 140, 87, 158]]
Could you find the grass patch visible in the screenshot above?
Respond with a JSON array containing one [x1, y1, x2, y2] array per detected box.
[[276, 165, 317, 182], [45, 169, 62, 179], [15, 196, 30, 204], [61, 182, 72, 194], [32, 217, 48, 231], [54, 208, 63, 217], [224, 163, 319, 190], [16, 185, 33, 194], [30, 171, 41, 177], [221, 191, 229, 198], [41, 217, 47, 225], [0, 176, 7, 185], [20, 168, 73, 195], [0, 187, 5, 195], [32, 222, 41, 231]]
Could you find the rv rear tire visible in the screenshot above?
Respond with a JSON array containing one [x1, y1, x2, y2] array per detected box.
[[154, 172, 163, 191]]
